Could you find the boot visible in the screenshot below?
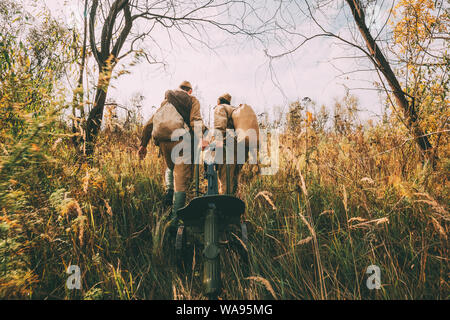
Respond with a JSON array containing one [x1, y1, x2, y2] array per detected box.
[[170, 191, 186, 222], [168, 191, 186, 236], [163, 189, 174, 207]]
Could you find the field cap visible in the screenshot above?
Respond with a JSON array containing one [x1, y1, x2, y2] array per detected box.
[[179, 80, 192, 90], [219, 93, 232, 104]]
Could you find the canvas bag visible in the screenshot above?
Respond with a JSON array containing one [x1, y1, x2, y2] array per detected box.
[[213, 103, 259, 165], [231, 104, 259, 146], [152, 101, 190, 143], [152, 89, 193, 143]]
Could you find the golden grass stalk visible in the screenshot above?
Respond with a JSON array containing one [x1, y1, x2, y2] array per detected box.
[[245, 276, 277, 300], [297, 236, 313, 245], [349, 217, 389, 229], [414, 193, 449, 221], [430, 216, 448, 240], [254, 191, 277, 210]]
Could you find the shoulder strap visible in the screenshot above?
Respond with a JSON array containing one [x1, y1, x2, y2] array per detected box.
[[172, 102, 191, 128]]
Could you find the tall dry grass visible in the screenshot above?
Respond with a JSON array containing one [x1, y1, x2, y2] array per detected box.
[[1, 112, 448, 300]]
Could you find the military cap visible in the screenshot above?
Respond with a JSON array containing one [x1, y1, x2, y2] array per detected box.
[[179, 80, 192, 90], [218, 93, 232, 104]]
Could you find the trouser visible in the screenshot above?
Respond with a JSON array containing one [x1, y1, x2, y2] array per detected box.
[[218, 163, 242, 195], [217, 136, 260, 195], [217, 138, 250, 195], [159, 140, 194, 192]]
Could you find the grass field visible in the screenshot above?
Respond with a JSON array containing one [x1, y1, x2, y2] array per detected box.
[[1, 109, 448, 300]]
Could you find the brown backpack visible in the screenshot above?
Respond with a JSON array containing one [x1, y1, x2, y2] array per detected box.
[[152, 90, 193, 143], [231, 104, 259, 146]]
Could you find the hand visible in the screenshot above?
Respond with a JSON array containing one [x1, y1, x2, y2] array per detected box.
[[138, 146, 147, 160], [201, 139, 210, 150]]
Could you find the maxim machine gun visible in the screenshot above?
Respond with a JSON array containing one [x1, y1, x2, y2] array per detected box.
[[174, 143, 249, 300]]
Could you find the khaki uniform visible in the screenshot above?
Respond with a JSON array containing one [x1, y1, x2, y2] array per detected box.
[[140, 89, 205, 192], [159, 141, 193, 192], [213, 104, 238, 194]]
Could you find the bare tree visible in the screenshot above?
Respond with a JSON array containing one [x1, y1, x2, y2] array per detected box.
[[83, 0, 271, 158], [344, 0, 432, 153], [85, 0, 133, 157], [264, 0, 447, 159]]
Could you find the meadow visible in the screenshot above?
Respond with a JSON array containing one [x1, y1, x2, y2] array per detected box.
[[1, 106, 448, 299], [1, 0, 448, 300]]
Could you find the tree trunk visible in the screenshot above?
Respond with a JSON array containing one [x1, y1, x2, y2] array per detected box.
[[345, 0, 432, 155], [85, 73, 110, 158], [84, 0, 132, 160]]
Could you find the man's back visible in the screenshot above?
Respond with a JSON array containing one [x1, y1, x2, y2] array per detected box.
[[140, 86, 205, 147], [137, 81, 206, 232]]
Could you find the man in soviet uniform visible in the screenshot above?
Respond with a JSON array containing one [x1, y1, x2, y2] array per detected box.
[[212, 93, 239, 195], [212, 93, 260, 195], [138, 81, 206, 225]]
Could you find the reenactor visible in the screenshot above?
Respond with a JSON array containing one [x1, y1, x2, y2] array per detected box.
[[212, 93, 259, 195], [138, 81, 206, 226]]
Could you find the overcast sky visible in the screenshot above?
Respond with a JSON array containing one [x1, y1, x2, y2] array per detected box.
[[32, 0, 388, 125]]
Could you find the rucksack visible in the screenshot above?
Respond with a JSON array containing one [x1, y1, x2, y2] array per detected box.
[[151, 89, 192, 143], [231, 104, 259, 146]]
